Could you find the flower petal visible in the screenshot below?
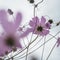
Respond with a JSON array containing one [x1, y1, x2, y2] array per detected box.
[[0, 10, 15, 33], [32, 16, 39, 24], [0, 10, 9, 32], [42, 29, 49, 35], [45, 22, 51, 29], [14, 12, 22, 29], [41, 16, 46, 24], [14, 35, 22, 48], [0, 10, 8, 23], [29, 16, 39, 27], [20, 28, 33, 38], [16, 41, 22, 48]]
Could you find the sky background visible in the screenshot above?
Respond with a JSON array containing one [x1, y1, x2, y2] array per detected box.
[[0, 0, 60, 60]]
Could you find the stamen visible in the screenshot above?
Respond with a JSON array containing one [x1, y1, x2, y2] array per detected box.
[[37, 26, 43, 31], [5, 36, 15, 47]]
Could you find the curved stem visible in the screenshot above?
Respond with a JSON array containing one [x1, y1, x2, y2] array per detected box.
[[46, 42, 57, 60], [6, 36, 38, 60], [6, 31, 60, 60], [25, 4, 36, 60], [36, 0, 44, 6], [25, 46, 29, 60], [14, 36, 42, 59], [14, 31, 60, 59]]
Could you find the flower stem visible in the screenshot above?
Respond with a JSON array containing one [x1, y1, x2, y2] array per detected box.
[[6, 31, 60, 60], [18, 31, 60, 59], [36, 0, 44, 6], [25, 46, 29, 60], [34, 4, 35, 17], [46, 42, 57, 60], [11, 57, 13, 60], [41, 37, 46, 60]]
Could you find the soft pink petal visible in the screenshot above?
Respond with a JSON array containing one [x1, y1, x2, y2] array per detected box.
[[16, 41, 22, 48], [45, 22, 51, 29], [32, 16, 39, 24], [0, 10, 9, 32], [0, 10, 8, 23], [29, 20, 36, 27], [29, 16, 39, 27], [39, 32, 45, 36], [0, 10, 16, 34], [14, 35, 22, 48], [41, 16, 46, 24], [42, 29, 49, 35], [14, 12, 22, 29], [19, 28, 33, 38]]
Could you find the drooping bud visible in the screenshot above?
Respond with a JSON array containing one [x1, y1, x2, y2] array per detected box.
[[28, 0, 34, 4], [48, 19, 53, 24], [7, 9, 13, 15], [56, 21, 60, 26]]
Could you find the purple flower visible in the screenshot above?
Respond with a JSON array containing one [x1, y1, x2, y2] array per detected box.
[[57, 37, 60, 47], [20, 16, 51, 38], [0, 10, 22, 56]]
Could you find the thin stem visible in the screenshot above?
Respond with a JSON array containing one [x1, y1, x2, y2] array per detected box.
[[49, 34, 57, 39], [25, 46, 29, 60], [46, 42, 57, 60], [7, 31, 60, 60], [6, 36, 38, 60], [14, 36, 41, 59], [30, 37, 43, 49], [41, 36, 46, 60], [14, 31, 60, 60], [36, 0, 44, 6], [23, 38, 26, 47], [34, 4, 35, 17], [11, 57, 13, 60], [12, 15, 15, 20], [25, 4, 36, 60], [16, 31, 60, 59]]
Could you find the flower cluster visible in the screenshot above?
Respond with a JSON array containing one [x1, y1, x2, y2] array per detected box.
[[20, 16, 51, 38], [0, 10, 22, 56], [0, 9, 60, 60]]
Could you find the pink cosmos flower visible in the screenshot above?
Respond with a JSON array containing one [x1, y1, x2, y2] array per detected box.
[[0, 10, 22, 56], [57, 37, 60, 47], [20, 16, 51, 38]]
